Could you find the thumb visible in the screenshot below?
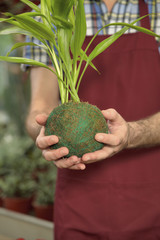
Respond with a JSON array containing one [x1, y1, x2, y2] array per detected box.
[[35, 113, 49, 126], [101, 108, 119, 122]]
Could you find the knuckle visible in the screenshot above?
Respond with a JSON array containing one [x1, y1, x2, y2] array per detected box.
[[36, 137, 46, 149], [115, 137, 121, 146], [61, 159, 70, 169], [53, 150, 62, 160], [46, 136, 53, 146], [108, 108, 117, 116]]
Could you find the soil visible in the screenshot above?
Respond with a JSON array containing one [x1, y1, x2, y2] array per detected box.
[[45, 101, 108, 157]]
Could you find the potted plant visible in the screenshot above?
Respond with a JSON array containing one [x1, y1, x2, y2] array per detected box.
[[32, 166, 57, 221], [0, 0, 159, 157], [0, 113, 35, 209], [29, 147, 52, 180], [0, 172, 37, 214]]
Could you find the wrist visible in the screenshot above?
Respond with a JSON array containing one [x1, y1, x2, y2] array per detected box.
[[126, 121, 139, 149], [126, 118, 153, 149]]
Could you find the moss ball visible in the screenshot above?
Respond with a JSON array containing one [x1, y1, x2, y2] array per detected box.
[[45, 101, 108, 157]]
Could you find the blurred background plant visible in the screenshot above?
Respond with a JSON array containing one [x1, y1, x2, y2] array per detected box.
[[0, 0, 40, 17], [0, 0, 57, 219], [32, 165, 57, 221], [34, 166, 57, 206]]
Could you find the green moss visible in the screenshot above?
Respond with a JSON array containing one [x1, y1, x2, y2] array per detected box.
[[45, 102, 108, 157]]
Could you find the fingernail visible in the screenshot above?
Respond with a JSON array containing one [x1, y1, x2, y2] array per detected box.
[[83, 156, 90, 161], [96, 134, 103, 141], [49, 137, 56, 144], [80, 164, 86, 170], [52, 136, 58, 142], [60, 149, 68, 155]]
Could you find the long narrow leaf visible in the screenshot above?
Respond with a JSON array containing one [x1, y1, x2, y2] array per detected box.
[[87, 14, 160, 63], [4, 12, 52, 28], [53, 0, 75, 20], [71, 0, 86, 61], [77, 14, 160, 91], [57, 28, 72, 72], [0, 56, 55, 72], [41, 0, 53, 27], [88, 23, 160, 63], [14, 12, 48, 19], [6, 42, 47, 56], [0, 26, 30, 35], [0, 17, 12, 23], [52, 16, 73, 28], [6, 13, 55, 43], [0, 21, 46, 45], [20, 0, 40, 12], [106, 22, 160, 38], [80, 49, 99, 73]]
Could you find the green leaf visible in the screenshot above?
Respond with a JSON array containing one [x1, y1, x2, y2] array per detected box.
[[0, 21, 46, 45], [88, 31, 125, 63], [0, 56, 55, 72], [80, 49, 99, 73], [6, 42, 47, 57], [53, 0, 75, 20], [4, 11, 49, 20], [57, 28, 72, 71], [6, 13, 55, 43], [20, 0, 40, 12], [88, 23, 160, 63], [0, 26, 30, 36], [40, 0, 53, 27], [107, 22, 160, 38], [0, 17, 11, 23], [68, 7, 75, 28], [77, 14, 156, 91], [15, 12, 48, 19], [0, 17, 21, 27], [52, 16, 73, 28], [71, 0, 86, 61]]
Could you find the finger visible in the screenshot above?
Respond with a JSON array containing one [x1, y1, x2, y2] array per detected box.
[[102, 108, 120, 123], [95, 133, 120, 146], [42, 147, 69, 161], [36, 113, 48, 126], [54, 156, 85, 170], [38, 126, 45, 138], [82, 147, 112, 163], [36, 133, 59, 149], [69, 163, 86, 170]]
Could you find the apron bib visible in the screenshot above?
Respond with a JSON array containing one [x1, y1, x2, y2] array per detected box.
[[54, 1, 160, 239]]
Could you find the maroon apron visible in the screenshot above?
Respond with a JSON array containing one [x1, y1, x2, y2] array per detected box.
[[54, 1, 160, 239]]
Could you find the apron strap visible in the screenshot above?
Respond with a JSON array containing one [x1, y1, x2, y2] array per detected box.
[[139, 0, 151, 29]]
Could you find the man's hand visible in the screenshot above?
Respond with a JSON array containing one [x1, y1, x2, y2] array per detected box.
[[35, 114, 86, 170], [82, 108, 129, 164]]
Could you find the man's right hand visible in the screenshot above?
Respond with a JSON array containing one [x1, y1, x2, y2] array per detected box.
[[35, 114, 86, 170]]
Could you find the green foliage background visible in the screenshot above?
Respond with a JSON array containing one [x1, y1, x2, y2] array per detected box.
[[0, 24, 57, 206]]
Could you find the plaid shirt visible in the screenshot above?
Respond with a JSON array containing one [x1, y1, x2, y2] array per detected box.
[[22, 0, 160, 70]]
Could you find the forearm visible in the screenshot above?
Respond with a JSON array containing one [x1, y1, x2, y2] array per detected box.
[[127, 112, 160, 149], [26, 67, 60, 141]]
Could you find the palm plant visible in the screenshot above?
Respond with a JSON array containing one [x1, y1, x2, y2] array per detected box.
[[0, 0, 159, 157]]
